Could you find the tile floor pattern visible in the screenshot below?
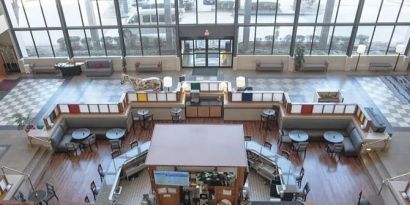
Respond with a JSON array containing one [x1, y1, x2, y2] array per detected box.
[[247, 77, 332, 102], [356, 77, 410, 128], [0, 78, 64, 126]]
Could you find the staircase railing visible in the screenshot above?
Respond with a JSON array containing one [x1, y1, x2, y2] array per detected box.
[[378, 171, 410, 195], [361, 136, 391, 153], [27, 135, 51, 147], [0, 165, 35, 192]]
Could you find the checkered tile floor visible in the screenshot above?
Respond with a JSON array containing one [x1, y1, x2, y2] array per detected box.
[[247, 77, 331, 102], [0, 78, 64, 126], [356, 77, 410, 128]]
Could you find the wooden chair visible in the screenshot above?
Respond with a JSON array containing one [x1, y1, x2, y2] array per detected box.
[[111, 150, 121, 171], [279, 150, 291, 160], [84, 195, 91, 204], [326, 143, 344, 160], [295, 167, 305, 188], [90, 181, 100, 201], [65, 142, 79, 157], [43, 182, 59, 204], [296, 182, 310, 202], [110, 140, 122, 153], [143, 114, 154, 129], [98, 163, 105, 182], [277, 129, 292, 148], [130, 139, 139, 149], [260, 113, 269, 130], [82, 133, 98, 151], [131, 111, 139, 133], [292, 141, 309, 160]]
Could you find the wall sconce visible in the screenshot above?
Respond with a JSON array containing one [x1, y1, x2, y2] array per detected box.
[[355, 44, 366, 71], [394, 44, 406, 71], [236, 76, 245, 91], [163, 76, 172, 92], [204, 29, 210, 38]]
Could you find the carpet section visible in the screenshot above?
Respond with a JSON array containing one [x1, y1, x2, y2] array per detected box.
[[381, 75, 410, 103], [192, 68, 219, 76], [0, 79, 19, 91]]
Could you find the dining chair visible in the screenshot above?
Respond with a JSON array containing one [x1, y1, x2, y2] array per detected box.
[[279, 150, 291, 160], [90, 181, 100, 201], [281, 192, 295, 201], [84, 195, 91, 204], [65, 142, 79, 157], [82, 133, 98, 151], [110, 140, 122, 153], [260, 113, 269, 130], [43, 182, 59, 204], [144, 114, 154, 129], [130, 139, 139, 149], [296, 182, 310, 202], [111, 150, 121, 171], [263, 141, 272, 150], [295, 167, 305, 188], [98, 163, 105, 182], [130, 111, 139, 133], [326, 143, 344, 160], [277, 129, 292, 149], [292, 141, 309, 160]]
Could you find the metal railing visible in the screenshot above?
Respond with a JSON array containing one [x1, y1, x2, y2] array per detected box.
[[378, 171, 410, 195], [27, 135, 51, 147], [361, 136, 391, 153], [0, 165, 35, 192]]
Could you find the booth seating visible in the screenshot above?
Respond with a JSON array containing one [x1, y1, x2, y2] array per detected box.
[[300, 61, 328, 72], [135, 62, 162, 72], [256, 62, 284, 72], [50, 117, 130, 152], [369, 62, 393, 71], [29, 63, 58, 74], [121, 150, 148, 180], [84, 59, 113, 77], [281, 118, 364, 157]]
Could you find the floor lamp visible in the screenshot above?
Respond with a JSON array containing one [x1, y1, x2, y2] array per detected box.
[[394, 44, 405, 71], [355, 44, 366, 71]]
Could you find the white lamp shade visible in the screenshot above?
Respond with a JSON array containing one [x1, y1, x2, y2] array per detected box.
[[357, 44, 366, 54], [163, 76, 172, 88], [395, 44, 406, 54], [236, 76, 246, 88]]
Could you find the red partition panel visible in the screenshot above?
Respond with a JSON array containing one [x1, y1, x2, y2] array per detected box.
[[68, 104, 80, 114], [301, 104, 314, 114]]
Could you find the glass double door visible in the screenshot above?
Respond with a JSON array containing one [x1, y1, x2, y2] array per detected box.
[[181, 38, 233, 68]]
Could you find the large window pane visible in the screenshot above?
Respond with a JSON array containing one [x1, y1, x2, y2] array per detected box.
[[255, 0, 276, 23], [316, 0, 336, 24], [179, 0, 197, 24], [157, 0, 176, 25], [360, 0, 381, 23], [5, 0, 29, 28], [85, 29, 105, 56], [387, 26, 410, 54], [254, 26, 274, 55], [139, 0, 158, 25], [353, 26, 373, 54], [123, 28, 142, 55], [40, 0, 61, 27], [237, 26, 255, 55], [329, 26, 352, 55], [238, 0, 256, 24], [273, 26, 292, 54], [369, 26, 394, 55], [198, 0, 216, 23], [398, 1, 410, 22], [335, 0, 359, 23], [79, 0, 100, 26], [103, 29, 121, 56], [68, 29, 88, 56], [217, 0, 235, 23], [32, 31, 53, 57], [299, 0, 319, 23], [141, 28, 159, 55], [295, 26, 314, 54], [159, 27, 177, 55], [378, 0, 402, 23], [61, 0, 83, 27], [15, 31, 36, 57], [98, 0, 117, 25], [49, 30, 68, 57], [275, 0, 295, 23], [23, 0, 45, 27], [311, 26, 332, 55]]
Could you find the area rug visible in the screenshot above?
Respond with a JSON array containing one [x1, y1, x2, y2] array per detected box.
[[0, 145, 10, 160], [380, 75, 410, 103], [192, 68, 219, 76], [0, 79, 19, 91]]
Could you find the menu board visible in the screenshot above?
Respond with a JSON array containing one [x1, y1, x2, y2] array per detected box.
[[154, 171, 190, 186]]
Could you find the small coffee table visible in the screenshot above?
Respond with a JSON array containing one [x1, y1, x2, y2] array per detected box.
[[263, 109, 275, 117], [137, 109, 150, 129], [72, 128, 91, 142], [106, 128, 126, 140], [171, 107, 182, 114], [323, 131, 344, 143], [289, 130, 309, 142], [28, 190, 47, 204]]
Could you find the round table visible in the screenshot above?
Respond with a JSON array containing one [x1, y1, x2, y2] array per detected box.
[[137, 109, 149, 116], [323, 131, 344, 143], [171, 107, 182, 114], [28, 190, 47, 204], [72, 128, 91, 141], [106, 128, 126, 140], [263, 109, 276, 117], [289, 130, 309, 142]]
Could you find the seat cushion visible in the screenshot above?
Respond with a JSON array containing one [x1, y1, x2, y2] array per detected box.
[[350, 128, 363, 150]]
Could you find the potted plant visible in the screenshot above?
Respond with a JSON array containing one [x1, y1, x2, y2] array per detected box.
[[122, 57, 127, 73], [12, 113, 34, 132], [294, 46, 305, 71]]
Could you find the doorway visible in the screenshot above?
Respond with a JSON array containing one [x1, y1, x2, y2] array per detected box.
[[180, 38, 233, 68]]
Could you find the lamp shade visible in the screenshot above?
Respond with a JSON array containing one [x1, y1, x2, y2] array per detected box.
[[236, 76, 246, 88], [395, 44, 406, 54], [163, 76, 172, 88], [357, 44, 366, 54]]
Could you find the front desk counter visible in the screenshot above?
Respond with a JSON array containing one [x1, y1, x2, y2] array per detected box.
[[185, 100, 223, 118]]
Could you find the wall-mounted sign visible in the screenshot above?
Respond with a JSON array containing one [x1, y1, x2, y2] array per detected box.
[[154, 171, 190, 186]]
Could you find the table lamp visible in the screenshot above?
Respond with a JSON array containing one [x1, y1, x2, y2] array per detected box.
[[355, 44, 366, 71], [163, 76, 172, 92], [394, 44, 406, 71], [236, 76, 245, 91]]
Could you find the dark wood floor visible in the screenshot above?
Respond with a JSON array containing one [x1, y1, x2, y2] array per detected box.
[[36, 119, 377, 205]]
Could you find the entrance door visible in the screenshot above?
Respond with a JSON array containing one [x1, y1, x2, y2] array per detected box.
[[181, 38, 233, 68]]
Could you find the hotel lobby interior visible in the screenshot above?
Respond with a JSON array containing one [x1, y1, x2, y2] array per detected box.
[[0, 0, 410, 204]]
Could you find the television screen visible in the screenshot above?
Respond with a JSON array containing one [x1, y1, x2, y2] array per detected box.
[[154, 171, 190, 186]]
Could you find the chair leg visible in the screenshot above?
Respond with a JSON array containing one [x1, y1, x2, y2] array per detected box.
[[303, 150, 307, 160]]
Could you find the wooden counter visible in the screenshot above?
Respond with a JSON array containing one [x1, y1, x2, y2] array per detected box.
[[186, 101, 223, 118]]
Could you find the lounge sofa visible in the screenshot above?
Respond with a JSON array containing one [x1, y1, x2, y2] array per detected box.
[[84, 59, 113, 77], [280, 117, 364, 157], [50, 116, 131, 152]]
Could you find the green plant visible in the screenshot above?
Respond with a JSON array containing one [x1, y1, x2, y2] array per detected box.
[[12, 113, 33, 131], [294, 46, 305, 71]]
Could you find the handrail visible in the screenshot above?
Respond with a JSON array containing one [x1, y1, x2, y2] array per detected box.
[[0, 165, 35, 192], [378, 171, 410, 195], [362, 136, 391, 152]]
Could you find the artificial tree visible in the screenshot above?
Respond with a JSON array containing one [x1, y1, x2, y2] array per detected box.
[[294, 46, 305, 71]]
